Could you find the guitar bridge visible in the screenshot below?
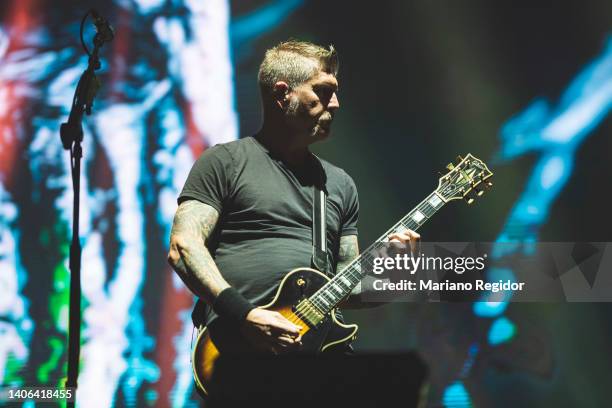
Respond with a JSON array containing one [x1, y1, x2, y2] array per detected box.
[[294, 299, 324, 326]]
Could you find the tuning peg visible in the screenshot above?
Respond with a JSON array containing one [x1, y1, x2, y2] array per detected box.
[[470, 180, 485, 196], [446, 163, 455, 171], [464, 196, 475, 205], [485, 181, 493, 188]]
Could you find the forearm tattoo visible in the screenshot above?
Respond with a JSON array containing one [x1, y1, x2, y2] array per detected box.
[[169, 201, 229, 302], [336, 235, 359, 273]]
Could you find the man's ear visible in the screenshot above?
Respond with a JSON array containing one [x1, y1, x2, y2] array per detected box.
[[272, 81, 290, 109]]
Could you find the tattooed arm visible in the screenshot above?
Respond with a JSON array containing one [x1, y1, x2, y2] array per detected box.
[[336, 235, 374, 309], [336, 235, 360, 276], [338, 229, 420, 308], [167, 200, 229, 304], [168, 200, 302, 350]]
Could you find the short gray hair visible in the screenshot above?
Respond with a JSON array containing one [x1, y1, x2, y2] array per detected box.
[[258, 40, 338, 101]]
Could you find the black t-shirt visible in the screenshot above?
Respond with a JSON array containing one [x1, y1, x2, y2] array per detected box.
[[178, 136, 359, 325]]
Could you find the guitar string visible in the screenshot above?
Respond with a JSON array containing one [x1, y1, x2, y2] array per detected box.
[[307, 218, 427, 313], [294, 223, 426, 319], [292, 167, 486, 320], [306, 192, 444, 314], [308, 167, 490, 313], [295, 217, 429, 322]]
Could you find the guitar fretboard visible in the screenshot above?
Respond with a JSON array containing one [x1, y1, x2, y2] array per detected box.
[[305, 191, 447, 316]]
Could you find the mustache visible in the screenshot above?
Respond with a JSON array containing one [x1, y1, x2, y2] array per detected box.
[[318, 112, 333, 125]]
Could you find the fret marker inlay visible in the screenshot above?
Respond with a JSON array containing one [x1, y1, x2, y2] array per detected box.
[[340, 276, 351, 286], [428, 194, 443, 208], [412, 210, 425, 223]]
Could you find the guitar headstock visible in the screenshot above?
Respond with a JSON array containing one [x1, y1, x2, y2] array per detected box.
[[436, 154, 493, 204]]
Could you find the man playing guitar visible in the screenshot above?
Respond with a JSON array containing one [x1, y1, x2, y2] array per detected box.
[[167, 40, 419, 358]]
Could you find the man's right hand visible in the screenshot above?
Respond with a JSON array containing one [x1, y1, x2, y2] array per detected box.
[[241, 308, 303, 354]]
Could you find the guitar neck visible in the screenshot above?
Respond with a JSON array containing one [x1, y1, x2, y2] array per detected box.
[[307, 191, 447, 315]]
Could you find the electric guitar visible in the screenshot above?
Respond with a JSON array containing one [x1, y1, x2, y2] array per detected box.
[[192, 154, 493, 395]]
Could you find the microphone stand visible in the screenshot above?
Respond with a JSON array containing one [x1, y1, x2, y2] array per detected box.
[[60, 10, 112, 405]]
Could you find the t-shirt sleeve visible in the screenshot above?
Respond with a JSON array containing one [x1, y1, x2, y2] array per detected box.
[[340, 171, 359, 236], [177, 144, 234, 212]]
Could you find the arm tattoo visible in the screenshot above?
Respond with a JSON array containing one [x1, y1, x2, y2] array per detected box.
[[168, 201, 230, 303], [336, 235, 359, 273], [172, 200, 219, 242], [336, 235, 380, 308]]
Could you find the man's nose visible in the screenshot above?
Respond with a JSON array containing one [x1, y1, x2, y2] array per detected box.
[[328, 92, 340, 111]]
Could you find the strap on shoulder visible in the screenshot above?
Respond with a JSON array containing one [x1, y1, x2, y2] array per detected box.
[[311, 182, 329, 274]]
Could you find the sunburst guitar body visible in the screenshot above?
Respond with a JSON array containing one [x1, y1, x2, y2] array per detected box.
[[191, 268, 358, 396]]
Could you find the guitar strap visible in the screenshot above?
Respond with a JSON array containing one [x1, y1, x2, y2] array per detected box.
[[311, 162, 330, 275]]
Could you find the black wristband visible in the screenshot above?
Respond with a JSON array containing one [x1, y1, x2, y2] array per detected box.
[[213, 287, 255, 324]]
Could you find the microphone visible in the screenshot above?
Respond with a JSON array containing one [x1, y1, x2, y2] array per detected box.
[[90, 9, 114, 43]]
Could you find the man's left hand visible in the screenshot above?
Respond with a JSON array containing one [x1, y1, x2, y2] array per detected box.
[[388, 229, 421, 254]]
